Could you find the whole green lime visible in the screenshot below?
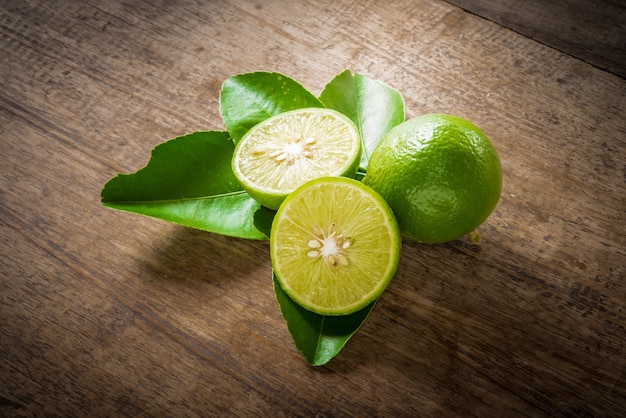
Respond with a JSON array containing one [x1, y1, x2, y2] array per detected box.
[[364, 114, 502, 244]]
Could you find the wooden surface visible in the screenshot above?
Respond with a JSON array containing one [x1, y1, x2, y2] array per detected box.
[[1, 0, 624, 416], [445, 0, 626, 79]]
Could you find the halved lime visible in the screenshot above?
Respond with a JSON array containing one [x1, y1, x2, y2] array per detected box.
[[231, 108, 361, 210], [270, 177, 401, 316]]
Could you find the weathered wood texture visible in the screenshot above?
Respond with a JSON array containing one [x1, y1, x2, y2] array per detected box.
[[445, 0, 626, 78], [1, 0, 624, 416]]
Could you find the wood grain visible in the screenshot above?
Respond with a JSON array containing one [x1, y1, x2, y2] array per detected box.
[[1, 0, 624, 416], [445, 0, 626, 79]]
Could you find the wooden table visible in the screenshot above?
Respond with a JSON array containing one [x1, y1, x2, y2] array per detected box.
[[2, 0, 624, 416]]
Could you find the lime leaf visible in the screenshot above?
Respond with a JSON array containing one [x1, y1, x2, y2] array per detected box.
[[219, 72, 324, 143], [319, 70, 405, 171], [253, 206, 276, 239], [273, 273, 376, 366], [101, 131, 265, 240]]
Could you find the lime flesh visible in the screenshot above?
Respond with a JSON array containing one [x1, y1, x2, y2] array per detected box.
[[232, 108, 361, 210], [270, 177, 401, 316]]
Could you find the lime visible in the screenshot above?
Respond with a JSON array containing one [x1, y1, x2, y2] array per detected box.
[[231, 108, 361, 210], [270, 177, 401, 316], [364, 114, 502, 244]]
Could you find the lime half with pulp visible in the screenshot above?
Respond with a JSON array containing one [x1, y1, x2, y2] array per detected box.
[[270, 176, 401, 316], [232, 108, 361, 210]]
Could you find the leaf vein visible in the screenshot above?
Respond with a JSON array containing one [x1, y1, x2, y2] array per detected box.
[[103, 190, 249, 204]]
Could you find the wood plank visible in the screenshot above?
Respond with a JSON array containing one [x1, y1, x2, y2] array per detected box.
[[445, 0, 626, 78], [1, 0, 624, 416]]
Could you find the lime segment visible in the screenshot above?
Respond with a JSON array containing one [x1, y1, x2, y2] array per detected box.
[[232, 108, 361, 210], [270, 177, 401, 316]]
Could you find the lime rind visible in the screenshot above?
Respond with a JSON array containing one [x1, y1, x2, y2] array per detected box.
[[232, 108, 361, 210], [364, 113, 502, 243], [270, 177, 401, 316]]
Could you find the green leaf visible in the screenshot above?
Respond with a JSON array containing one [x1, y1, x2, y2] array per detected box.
[[253, 206, 276, 239], [273, 273, 377, 366], [101, 131, 265, 240], [219, 72, 324, 143], [319, 70, 405, 171]]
